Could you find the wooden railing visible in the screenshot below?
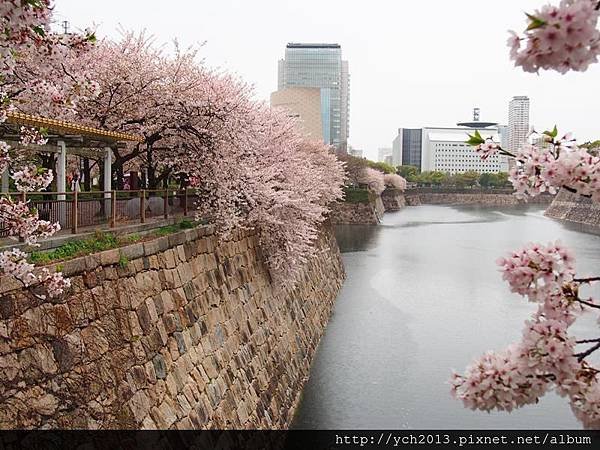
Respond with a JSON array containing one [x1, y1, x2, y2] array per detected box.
[[0, 188, 198, 237]]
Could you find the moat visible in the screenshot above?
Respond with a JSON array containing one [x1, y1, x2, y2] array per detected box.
[[293, 204, 600, 429]]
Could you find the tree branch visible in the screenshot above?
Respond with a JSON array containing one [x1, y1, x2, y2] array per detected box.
[[575, 297, 600, 310], [575, 341, 600, 362], [574, 276, 600, 283], [576, 338, 600, 344]]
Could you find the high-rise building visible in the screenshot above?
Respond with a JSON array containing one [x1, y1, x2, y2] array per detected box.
[[270, 87, 323, 141], [508, 96, 530, 155], [392, 128, 422, 169], [378, 147, 392, 163], [278, 43, 349, 151]]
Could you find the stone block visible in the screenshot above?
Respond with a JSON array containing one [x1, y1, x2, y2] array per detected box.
[[152, 354, 167, 380], [173, 332, 186, 355], [80, 323, 109, 361], [143, 240, 160, 257], [136, 303, 152, 335], [121, 243, 145, 262], [129, 390, 151, 423], [168, 233, 186, 249], [62, 257, 87, 277], [51, 331, 84, 372]]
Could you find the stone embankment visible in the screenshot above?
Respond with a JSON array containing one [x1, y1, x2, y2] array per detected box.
[[0, 223, 344, 429], [330, 195, 385, 225], [381, 189, 406, 212], [404, 188, 554, 207], [545, 189, 600, 233]]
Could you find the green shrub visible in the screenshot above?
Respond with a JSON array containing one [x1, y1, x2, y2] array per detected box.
[[343, 187, 371, 204]]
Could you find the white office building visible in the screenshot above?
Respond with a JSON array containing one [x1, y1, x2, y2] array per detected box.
[[421, 127, 509, 174]]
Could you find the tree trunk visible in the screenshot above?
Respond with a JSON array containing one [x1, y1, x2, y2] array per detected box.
[[82, 158, 91, 191]]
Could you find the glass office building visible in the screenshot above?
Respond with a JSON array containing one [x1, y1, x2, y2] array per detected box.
[[392, 128, 422, 169], [278, 43, 349, 151]]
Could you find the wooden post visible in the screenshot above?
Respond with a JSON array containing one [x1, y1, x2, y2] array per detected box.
[[71, 190, 78, 234], [140, 190, 146, 224], [110, 190, 117, 228], [163, 189, 168, 219], [18, 192, 26, 242], [183, 188, 188, 216]]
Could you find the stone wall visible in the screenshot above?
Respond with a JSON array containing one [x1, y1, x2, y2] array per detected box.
[[0, 223, 344, 429], [330, 195, 384, 225], [381, 189, 406, 212], [404, 191, 554, 207], [545, 189, 600, 233]]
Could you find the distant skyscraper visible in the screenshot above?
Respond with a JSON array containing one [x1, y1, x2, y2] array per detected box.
[[393, 128, 422, 169], [508, 96, 530, 155], [497, 124, 509, 151], [378, 147, 392, 162], [278, 43, 349, 151]]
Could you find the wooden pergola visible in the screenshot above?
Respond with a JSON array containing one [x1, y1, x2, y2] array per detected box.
[[1, 111, 143, 198]]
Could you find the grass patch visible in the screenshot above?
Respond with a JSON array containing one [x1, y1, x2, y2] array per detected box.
[[29, 219, 199, 265], [29, 231, 118, 265], [343, 187, 371, 204], [118, 254, 129, 268], [155, 218, 196, 236]]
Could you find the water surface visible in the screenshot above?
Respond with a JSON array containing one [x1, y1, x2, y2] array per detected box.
[[293, 205, 600, 429]]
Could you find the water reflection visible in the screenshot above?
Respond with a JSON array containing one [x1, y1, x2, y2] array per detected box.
[[334, 224, 381, 253], [293, 204, 600, 429]]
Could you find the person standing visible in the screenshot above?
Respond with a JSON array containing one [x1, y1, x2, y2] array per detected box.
[[70, 172, 81, 192]]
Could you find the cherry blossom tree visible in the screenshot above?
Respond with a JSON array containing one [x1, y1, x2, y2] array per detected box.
[[0, 0, 95, 297], [384, 173, 407, 191], [68, 30, 346, 286], [453, 0, 600, 428], [174, 93, 345, 286], [66, 31, 174, 189], [353, 167, 384, 195]]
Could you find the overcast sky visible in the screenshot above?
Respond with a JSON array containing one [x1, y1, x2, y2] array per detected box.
[[54, 0, 600, 161]]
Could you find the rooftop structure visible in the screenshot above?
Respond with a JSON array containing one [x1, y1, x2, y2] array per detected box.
[[457, 108, 498, 129]]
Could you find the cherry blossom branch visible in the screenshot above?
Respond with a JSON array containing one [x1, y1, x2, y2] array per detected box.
[[576, 338, 600, 344], [574, 342, 600, 362], [574, 297, 600, 310], [574, 276, 600, 283]]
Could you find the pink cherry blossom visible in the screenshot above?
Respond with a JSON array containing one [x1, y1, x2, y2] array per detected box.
[[475, 139, 501, 160], [19, 126, 48, 146], [496, 241, 575, 301], [357, 167, 386, 195], [384, 173, 407, 191], [451, 344, 549, 412], [518, 318, 578, 382], [11, 164, 53, 192], [569, 379, 600, 429], [509, 0, 600, 73], [0, 0, 93, 297]]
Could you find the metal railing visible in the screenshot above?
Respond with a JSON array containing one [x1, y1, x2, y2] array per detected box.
[[0, 188, 198, 237]]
